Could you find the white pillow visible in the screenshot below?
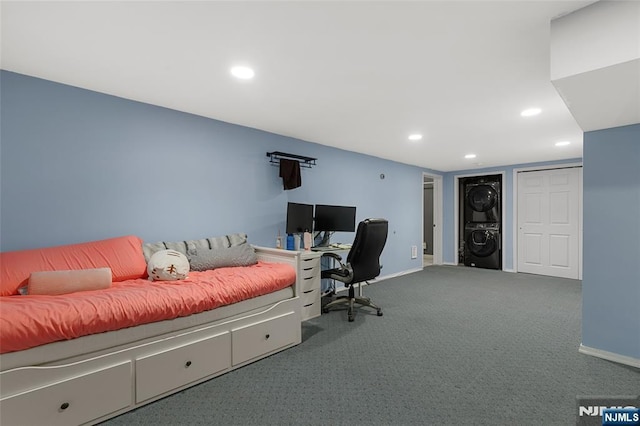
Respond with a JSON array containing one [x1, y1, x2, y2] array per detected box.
[[28, 267, 112, 295], [147, 250, 189, 281]]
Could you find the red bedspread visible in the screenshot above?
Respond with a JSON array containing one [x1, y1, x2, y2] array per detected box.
[[0, 262, 296, 354]]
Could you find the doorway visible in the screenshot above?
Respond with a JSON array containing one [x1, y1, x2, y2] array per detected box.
[[423, 173, 443, 267], [459, 174, 503, 270], [453, 171, 506, 270], [424, 178, 434, 266]]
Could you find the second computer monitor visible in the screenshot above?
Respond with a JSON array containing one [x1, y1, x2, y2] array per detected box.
[[314, 204, 356, 232]]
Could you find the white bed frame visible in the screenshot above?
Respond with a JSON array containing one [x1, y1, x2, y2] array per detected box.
[[0, 247, 302, 426]]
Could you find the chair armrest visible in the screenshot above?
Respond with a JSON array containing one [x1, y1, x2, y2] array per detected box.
[[322, 252, 347, 269], [321, 252, 342, 262]]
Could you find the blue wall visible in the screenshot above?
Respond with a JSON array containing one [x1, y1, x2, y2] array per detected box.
[[1, 71, 436, 277], [582, 123, 640, 360], [3, 71, 638, 363]]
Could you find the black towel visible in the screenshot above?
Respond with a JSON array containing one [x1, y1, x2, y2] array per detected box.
[[279, 158, 302, 190]]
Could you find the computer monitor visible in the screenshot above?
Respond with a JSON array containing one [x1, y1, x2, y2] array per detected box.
[[314, 204, 356, 232], [286, 202, 314, 234]]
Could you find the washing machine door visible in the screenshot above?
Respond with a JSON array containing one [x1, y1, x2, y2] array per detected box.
[[466, 185, 498, 213], [466, 230, 498, 257]]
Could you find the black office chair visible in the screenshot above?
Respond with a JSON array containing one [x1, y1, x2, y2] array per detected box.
[[321, 218, 388, 322]]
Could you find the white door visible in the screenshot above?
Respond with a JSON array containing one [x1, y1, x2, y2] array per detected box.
[[517, 167, 581, 279]]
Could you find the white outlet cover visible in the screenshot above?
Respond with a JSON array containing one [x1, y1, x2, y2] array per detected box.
[[411, 245, 418, 259]]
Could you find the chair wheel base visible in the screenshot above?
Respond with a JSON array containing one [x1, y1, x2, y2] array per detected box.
[[321, 293, 383, 321]]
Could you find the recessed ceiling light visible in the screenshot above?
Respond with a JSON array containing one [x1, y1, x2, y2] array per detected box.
[[230, 66, 255, 80], [555, 141, 571, 147], [465, 154, 477, 159], [521, 108, 541, 117], [408, 134, 423, 141]]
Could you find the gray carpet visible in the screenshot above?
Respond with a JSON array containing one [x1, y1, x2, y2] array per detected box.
[[103, 266, 639, 425]]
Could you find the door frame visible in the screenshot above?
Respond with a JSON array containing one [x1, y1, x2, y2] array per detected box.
[[454, 171, 506, 270], [422, 172, 443, 266], [512, 162, 583, 279]]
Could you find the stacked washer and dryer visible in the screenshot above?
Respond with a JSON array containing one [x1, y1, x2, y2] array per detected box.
[[462, 175, 502, 270]]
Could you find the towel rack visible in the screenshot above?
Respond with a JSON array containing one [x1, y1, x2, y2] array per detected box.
[[266, 151, 317, 168]]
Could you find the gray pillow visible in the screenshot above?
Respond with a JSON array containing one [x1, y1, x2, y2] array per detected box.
[[187, 244, 258, 272], [142, 233, 248, 262]]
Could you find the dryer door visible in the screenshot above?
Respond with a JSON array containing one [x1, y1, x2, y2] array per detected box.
[[466, 230, 498, 257], [466, 185, 498, 212]]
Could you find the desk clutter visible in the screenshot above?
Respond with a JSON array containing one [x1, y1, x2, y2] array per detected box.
[[311, 243, 352, 252], [276, 232, 312, 251], [330, 243, 352, 250]]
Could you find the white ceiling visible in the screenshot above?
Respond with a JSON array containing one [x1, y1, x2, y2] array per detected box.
[[1, 1, 599, 172]]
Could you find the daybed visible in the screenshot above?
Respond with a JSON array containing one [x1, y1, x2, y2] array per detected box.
[[0, 235, 303, 426]]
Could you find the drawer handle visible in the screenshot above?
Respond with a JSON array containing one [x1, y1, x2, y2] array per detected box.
[[60, 402, 70, 411], [265, 334, 270, 340], [185, 361, 192, 368]]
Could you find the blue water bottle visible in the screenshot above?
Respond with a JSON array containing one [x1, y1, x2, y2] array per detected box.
[[286, 234, 295, 250]]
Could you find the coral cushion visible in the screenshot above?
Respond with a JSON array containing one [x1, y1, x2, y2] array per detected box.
[[0, 262, 296, 354], [28, 268, 112, 295], [0, 235, 147, 296]]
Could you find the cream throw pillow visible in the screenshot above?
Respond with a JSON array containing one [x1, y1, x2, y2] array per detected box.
[[147, 250, 189, 281], [28, 267, 112, 295]]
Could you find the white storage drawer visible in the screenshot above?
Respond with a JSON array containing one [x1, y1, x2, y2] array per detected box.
[[0, 362, 132, 426], [301, 287, 319, 306], [300, 274, 319, 293], [136, 332, 231, 403], [298, 252, 321, 321], [300, 274, 319, 292], [302, 301, 320, 321], [231, 312, 298, 366], [301, 287, 320, 320], [300, 257, 320, 280]]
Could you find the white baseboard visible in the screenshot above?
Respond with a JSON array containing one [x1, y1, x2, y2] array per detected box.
[[443, 261, 458, 266], [579, 344, 640, 368], [375, 268, 423, 282], [503, 268, 516, 273]]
